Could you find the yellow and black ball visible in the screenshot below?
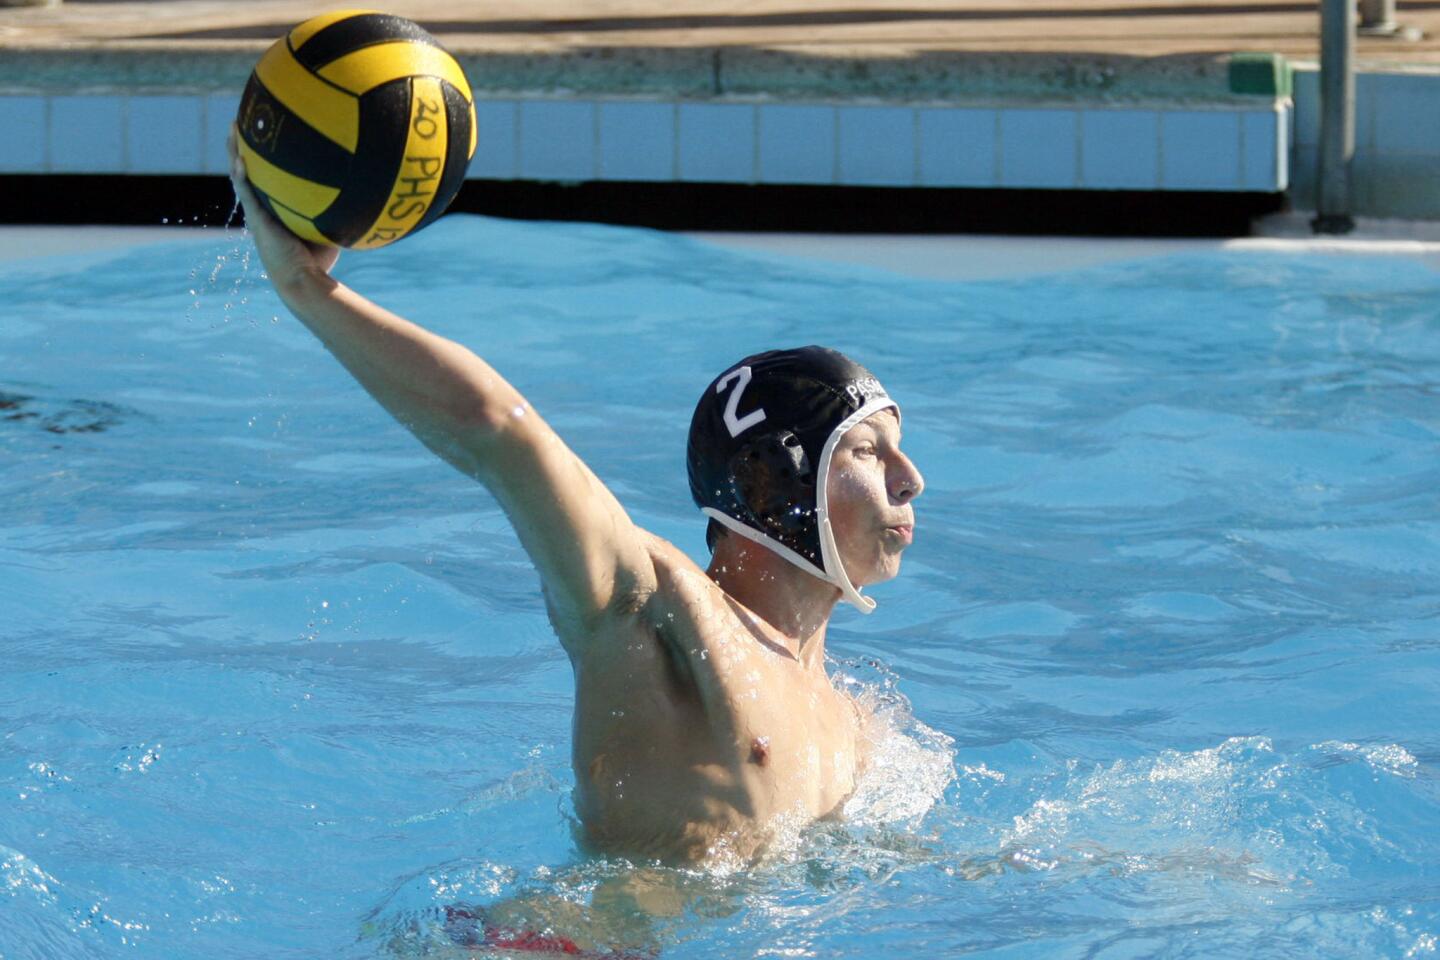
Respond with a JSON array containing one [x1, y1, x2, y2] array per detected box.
[[236, 10, 476, 249]]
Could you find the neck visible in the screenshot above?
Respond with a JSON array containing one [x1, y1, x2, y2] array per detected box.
[[706, 534, 840, 670]]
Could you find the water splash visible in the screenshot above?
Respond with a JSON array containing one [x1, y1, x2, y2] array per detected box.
[[1311, 740, 1420, 779], [182, 195, 259, 326], [835, 656, 956, 827], [996, 737, 1293, 880], [183, 239, 253, 326]]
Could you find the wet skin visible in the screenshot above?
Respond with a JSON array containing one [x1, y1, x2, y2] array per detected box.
[[228, 135, 923, 866], [570, 412, 922, 863]]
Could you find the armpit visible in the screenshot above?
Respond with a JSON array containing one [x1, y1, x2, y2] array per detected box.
[[607, 583, 653, 617]]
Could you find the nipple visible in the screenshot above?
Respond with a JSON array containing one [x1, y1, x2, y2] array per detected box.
[[749, 737, 770, 766]]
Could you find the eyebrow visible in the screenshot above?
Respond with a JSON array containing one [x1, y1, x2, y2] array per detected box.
[[851, 419, 901, 444]]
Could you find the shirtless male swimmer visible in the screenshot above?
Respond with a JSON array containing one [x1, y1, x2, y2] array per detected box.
[[230, 138, 924, 868]]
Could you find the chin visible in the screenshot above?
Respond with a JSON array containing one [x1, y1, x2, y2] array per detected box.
[[856, 556, 902, 587]]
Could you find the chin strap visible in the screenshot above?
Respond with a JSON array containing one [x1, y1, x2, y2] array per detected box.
[[701, 506, 830, 584], [703, 506, 874, 612], [815, 395, 899, 615], [819, 516, 876, 612]]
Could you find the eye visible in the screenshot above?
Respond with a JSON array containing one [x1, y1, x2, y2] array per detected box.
[[852, 443, 877, 459]]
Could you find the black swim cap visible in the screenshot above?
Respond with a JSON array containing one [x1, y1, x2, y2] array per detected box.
[[687, 346, 899, 613]]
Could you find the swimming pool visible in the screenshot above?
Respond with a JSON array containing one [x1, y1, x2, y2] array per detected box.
[[2, 217, 1437, 958]]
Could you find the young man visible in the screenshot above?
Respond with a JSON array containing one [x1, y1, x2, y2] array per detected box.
[[229, 140, 924, 867]]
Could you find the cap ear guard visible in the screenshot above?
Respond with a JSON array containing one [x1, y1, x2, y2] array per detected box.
[[728, 430, 815, 539], [816, 396, 900, 614], [701, 507, 831, 584]]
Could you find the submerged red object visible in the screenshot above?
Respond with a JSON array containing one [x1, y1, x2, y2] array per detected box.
[[443, 904, 657, 959]]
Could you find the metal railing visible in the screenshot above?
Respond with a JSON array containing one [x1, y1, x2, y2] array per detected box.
[[1314, 0, 1356, 234], [1314, 0, 1421, 233]]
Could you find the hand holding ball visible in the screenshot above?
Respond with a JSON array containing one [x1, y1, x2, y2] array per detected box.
[[235, 10, 476, 249]]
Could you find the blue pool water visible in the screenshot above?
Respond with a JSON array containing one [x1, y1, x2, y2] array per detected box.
[[2, 216, 1438, 959]]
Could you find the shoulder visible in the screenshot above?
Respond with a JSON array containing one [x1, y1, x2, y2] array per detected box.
[[640, 532, 734, 615], [615, 533, 751, 661], [547, 530, 718, 652], [640, 530, 709, 582]]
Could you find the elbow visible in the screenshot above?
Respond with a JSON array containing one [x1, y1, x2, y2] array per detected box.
[[447, 394, 522, 439], [431, 394, 535, 473], [432, 361, 526, 440], [405, 399, 508, 480]]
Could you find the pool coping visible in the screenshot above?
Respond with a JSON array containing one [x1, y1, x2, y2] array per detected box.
[[0, 45, 1283, 105], [4, 223, 1437, 280]]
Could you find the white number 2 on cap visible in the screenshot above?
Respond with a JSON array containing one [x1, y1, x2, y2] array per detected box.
[[716, 366, 767, 438]]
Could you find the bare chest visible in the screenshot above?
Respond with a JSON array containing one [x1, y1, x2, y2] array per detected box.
[[718, 657, 861, 814], [569, 616, 863, 862]]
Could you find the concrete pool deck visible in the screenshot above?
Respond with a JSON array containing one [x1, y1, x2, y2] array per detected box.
[[6, 0, 1440, 67]]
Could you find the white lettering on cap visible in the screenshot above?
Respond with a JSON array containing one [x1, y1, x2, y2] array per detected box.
[[717, 366, 767, 438], [844, 377, 886, 405]]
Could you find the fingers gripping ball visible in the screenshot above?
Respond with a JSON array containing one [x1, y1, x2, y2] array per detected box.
[[236, 10, 477, 249]]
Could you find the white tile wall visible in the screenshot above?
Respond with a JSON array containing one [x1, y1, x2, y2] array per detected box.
[[918, 108, 997, 187], [50, 96, 125, 173], [128, 96, 203, 174], [1373, 73, 1440, 156], [1161, 111, 1241, 190], [1241, 107, 1286, 191], [678, 103, 755, 183], [204, 94, 242, 174], [759, 105, 835, 184], [1081, 110, 1159, 189], [0, 97, 46, 172], [1357, 73, 1380, 154], [839, 107, 915, 186], [0, 91, 1298, 195], [599, 101, 675, 181], [1000, 110, 1079, 188], [519, 100, 596, 182], [471, 100, 519, 179]]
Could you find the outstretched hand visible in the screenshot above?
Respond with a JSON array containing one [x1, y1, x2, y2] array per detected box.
[[227, 127, 340, 288]]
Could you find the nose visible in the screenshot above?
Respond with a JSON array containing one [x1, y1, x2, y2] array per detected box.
[[889, 451, 924, 504]]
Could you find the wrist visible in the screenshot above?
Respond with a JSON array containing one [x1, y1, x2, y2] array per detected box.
[[274, 264, 339, 304]]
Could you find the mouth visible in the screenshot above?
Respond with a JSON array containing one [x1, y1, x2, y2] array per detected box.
[[885, 523, 914, 545]]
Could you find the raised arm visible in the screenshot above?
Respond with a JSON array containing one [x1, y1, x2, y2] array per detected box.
[[228, 135, 656, 646]]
